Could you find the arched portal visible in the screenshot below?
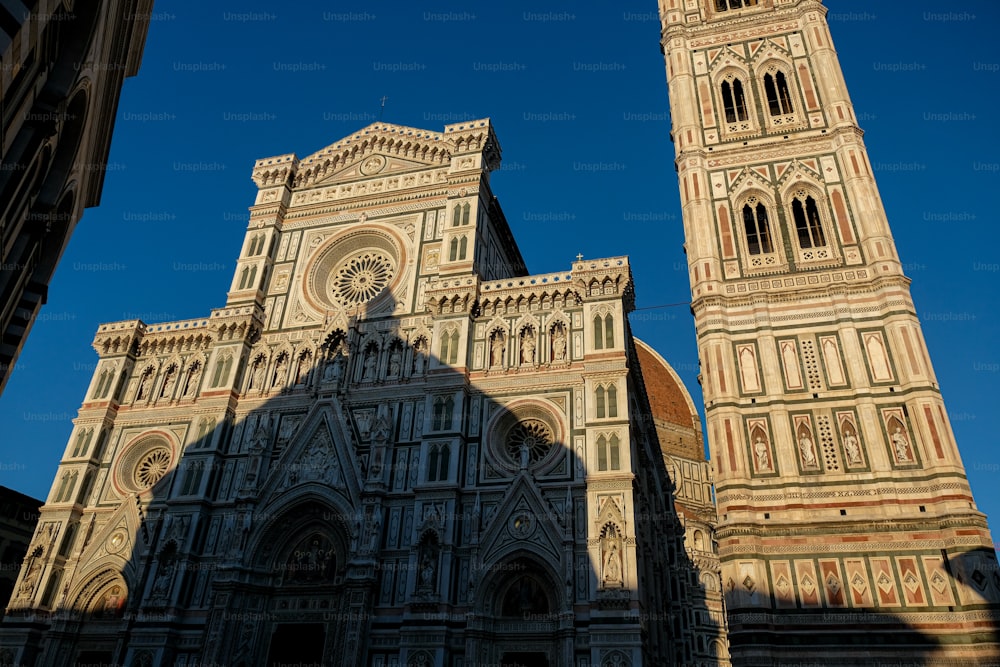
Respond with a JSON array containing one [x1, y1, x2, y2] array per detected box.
[[216, 500, 358, 666], [470, 555, 568, 667]]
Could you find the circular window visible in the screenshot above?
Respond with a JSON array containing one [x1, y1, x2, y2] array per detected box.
[[486, 403, 563, 474], [330, 250, 395, 306], [134, 448, 171, 489], [113, 434, 175, 495], [304, 229, 403, 314], [506, 419, 554, 465]]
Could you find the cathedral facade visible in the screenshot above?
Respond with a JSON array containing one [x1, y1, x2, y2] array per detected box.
[[0, 120, 726, 667], [658, 0, 1000, 665]]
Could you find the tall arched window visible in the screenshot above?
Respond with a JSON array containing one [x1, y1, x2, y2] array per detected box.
[[609, 435, 620, 470], [721, 78, 748, 123], [458, 236, 468, 260], [211, 354, 233, 387], [742, 199, 774, 255], [604, 314, 614, 348], [597, 434, 622, 471], [792, 193, 826, 249], [764, 71, 794, 116], [593, 315, 605, 350], [607, 385, 618, 418], [596, 386, 606, 418], [593, 314, 615, 349], [449, 237, 459, 262], [432, 396, 454, 431], [427, 443, 451, 481]]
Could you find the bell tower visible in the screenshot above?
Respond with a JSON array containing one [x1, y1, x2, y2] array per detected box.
[[658, 0, 1000, 664]]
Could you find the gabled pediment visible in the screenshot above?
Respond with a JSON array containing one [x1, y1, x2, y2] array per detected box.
[[480, 474, 566, 565], [293, 122, 455, 188], [258, 401, 361, 508], [311, 152, 441, 188]]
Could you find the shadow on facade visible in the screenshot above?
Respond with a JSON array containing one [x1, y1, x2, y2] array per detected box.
[[723, 543, 1000, 666], [1, 301, 726, 667]]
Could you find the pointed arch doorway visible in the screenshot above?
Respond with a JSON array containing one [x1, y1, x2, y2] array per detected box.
[[473, 556, 566, 666]]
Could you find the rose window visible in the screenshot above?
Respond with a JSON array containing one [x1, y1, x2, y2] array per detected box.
[[505, 419, 554, 465], [134, 448, 171, 489], [330, 251, 395, 306]]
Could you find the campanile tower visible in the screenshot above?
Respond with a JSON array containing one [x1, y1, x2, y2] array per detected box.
[[658, 1, 1000, 664]]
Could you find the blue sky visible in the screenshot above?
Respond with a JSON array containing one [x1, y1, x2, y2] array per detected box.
[[2, 1, 998, 534]]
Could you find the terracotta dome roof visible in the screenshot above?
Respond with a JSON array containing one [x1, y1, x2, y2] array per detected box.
[[634, 339, 705, 462], [634, 339, 697, 427]]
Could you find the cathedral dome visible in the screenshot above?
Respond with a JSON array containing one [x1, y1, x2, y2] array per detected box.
[[634, 339, 705, 463]]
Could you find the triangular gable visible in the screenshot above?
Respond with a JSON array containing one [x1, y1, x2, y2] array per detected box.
[[479, 474, 565, 565], [73, 499, 145, 585], [294, 122, 455, 188], [257, 401, 361, 508]]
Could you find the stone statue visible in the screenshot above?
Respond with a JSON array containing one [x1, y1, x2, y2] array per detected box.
[[251, 360, 265, 389], [363, 350, 377, 381], [151, 559, 175, 601], [892, 426, 911, 461], [552, 325, 567, 362], [603, 540, 622, 586], [160, 368, 176, 398], [412, 341, 426, 375], [754, 437, 770, 471], [271, 355, 287, 388], [843, 431, 862, 464], [136, 372, 152, 400], [183, 363, 201, 397], [419, 552, 436, 590], [520, 332, 536, 365], [388, 348, 402, 377], [799, 433, 817, 467], [519, 441, 531, 470], [491, 334, 505, 368]]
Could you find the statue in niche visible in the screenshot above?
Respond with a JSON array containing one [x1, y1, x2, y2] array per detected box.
[[362, 348, 377, 381], [602, 539, 623, 587], [754, 436, 771, 471], [136, 371, 152, 400], [891, 426, 912, 462], [17, 548, 43, 599], [251, 358, 266, 390], [843, 428, 862, 464], [295, 353, 311, 385], [183, 363, 201, 397], [271, 354, 287, 388], [160, 367, 176, 398], [387, 346, 402, 377], [490, 332, 506, 368], [520, 329, 536, 365], [150, 558, 175, 602], [519, 440, 531, 470], [412, 340, 427, 375], [323, 352, 344, 383], [551, 324, 567, 362], [798, 432, 817, 467]]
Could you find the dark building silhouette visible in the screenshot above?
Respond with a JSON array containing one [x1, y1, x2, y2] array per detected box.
[[0, 487, 42, 620], [0, 0, 153, 394]]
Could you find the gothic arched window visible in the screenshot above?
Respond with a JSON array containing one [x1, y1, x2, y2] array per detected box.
[[449, 237, 459, 262], [427, 443, 450, 482], [742, 199, 774, 255], [431, 396, 454, 431], [764, 71, 794, 116], [596, 434, 621, 471], [792, 193, 826, 249], [721, 78, 748, 123], [593, 314, 615, 350], [458, 235, 468, 260], [596, 386, 606, 418]]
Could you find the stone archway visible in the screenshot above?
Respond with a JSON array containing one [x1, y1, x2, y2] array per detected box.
[[212, 500, 358, 666], [471, 555, 568, 667]]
